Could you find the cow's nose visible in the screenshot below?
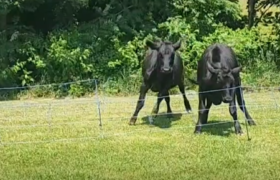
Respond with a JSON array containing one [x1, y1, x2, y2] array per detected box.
[[161, 67, 171, 73], [223, 96, 232, 103]]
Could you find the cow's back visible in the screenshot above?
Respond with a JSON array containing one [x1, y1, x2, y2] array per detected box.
[[197, 43, 239, 85], [142, 49, 158, 80], [215, 44, 239, 69], [196, 48, 211, 85], [172, 51, 184, 82]]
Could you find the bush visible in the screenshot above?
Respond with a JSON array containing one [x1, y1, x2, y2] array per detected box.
[[1, 0, 280, 98], [110, 20, 280, 94]]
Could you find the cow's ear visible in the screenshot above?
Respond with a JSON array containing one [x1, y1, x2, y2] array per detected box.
[[231, 66, 242, 75], [146, 40, 160, 50], [173, 39, 182, 51]]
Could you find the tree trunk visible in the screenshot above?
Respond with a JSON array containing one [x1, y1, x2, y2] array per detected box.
[[248, 0, 256, 29]]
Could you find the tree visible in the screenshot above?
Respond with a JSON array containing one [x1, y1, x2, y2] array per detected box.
[[247, 0, 280, 28]]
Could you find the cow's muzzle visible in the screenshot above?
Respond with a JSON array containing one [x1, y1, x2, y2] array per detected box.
[[161, 67, 172, 74], [222, 96, 233, 103]]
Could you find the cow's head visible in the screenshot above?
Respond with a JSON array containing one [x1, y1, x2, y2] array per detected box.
[[146, 39, 181, 74], [206, 61, 242, 103]]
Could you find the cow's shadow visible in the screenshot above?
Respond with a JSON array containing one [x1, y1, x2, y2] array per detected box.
[[200, 120, 235, 137], [140, 112, 183, 129]]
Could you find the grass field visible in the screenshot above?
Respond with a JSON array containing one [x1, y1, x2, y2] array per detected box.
[[1, 89, 280, 180]]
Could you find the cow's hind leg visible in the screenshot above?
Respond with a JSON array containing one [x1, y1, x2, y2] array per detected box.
[[178, 83, 192, 113], [236, 86, 256, 126], [164, 91, 173, 118], [229, 92, 243, 134], [129, 83, 150, 125]]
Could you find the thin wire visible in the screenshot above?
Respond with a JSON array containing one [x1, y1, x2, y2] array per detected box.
[[0, 101, 277, 127], [1, 119, 279, 146], [0, 80, 280, 145], [0, 79, 97, 90]]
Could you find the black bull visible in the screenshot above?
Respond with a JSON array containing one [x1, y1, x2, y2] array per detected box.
[[188, 43, 256, 134], [129, 39, 192, 125]]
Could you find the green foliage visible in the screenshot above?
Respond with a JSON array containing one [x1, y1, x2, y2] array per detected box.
[[0, 0, 279, 98], [11, 40, 46, 86], [173, 0, 243, 36], [46, 33, 92, 82]]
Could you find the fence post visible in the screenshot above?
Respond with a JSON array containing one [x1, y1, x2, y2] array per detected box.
[[0, 126, 2, 145], [47, 102, 53, 142], [94, 80, 103, 136], [270, 87, 279, 109], [239, 86, 251, 141]]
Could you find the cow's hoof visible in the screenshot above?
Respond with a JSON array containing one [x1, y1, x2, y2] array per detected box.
[[187, 110, 192, 114], [237, 132, 244, 136], [248, 120, 256, 126], [151, 111, 158, 119], [235, 130, 243, 135], [129, 118, 136, 125], [194, 130, 202, 134], [128, 122, 135, 125], [152, 107, 158, 116]]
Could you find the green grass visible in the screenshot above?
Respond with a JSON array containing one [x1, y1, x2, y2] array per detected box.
[[1, 90, 280, 180]]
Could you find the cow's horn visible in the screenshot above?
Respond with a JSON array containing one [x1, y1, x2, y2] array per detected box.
[[206, 61, 220, 74]]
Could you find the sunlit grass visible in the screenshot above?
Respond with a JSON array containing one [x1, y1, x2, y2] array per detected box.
[[0, 90, 280, 180]]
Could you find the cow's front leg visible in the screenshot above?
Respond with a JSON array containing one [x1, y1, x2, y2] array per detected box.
[[164, 91, 173, 118], [194, 94, 212, 134], [178, 82, 192, 113], [152, 91, 165, 118], [201, 98, 212, 124], [129, 82, 150, 125], [229, 92, 243, 134], [236, 86, 256, 126]]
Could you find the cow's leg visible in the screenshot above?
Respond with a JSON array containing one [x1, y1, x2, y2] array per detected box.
[[129, 83, 150, 125], [201, 98, 212, 124], [164, 91, 173, 118], [152, 91, 165, 117], [178, 83, 192, 113], [229, 92, 243, 134], [194, 94, 212, 134], [236, 86, 256, 126]]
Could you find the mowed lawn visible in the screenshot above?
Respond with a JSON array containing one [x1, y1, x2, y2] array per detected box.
[[0, 89, 280, 180]]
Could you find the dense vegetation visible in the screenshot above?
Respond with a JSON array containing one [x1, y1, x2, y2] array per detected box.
[[0, 0, 280, 98]]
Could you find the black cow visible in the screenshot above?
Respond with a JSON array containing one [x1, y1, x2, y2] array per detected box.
[[188, 43, 256, 134], [129, 39, 192, 125]]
